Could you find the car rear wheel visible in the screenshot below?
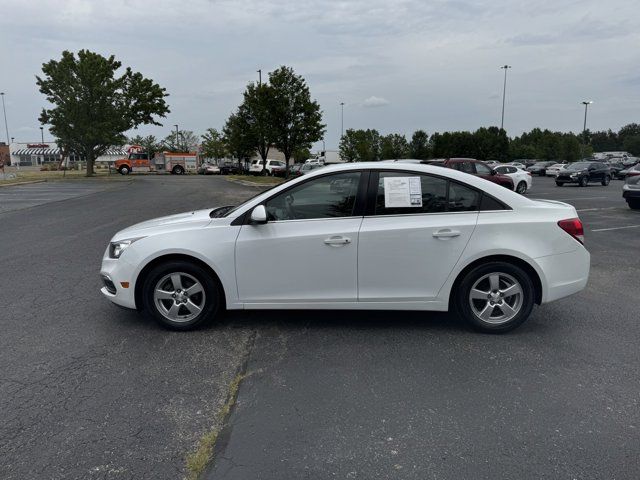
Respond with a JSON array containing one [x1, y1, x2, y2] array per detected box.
[[172, 165, 185, 175], [455, 262, 535, 333], [601, 175, 610, 186], [555, 181, 564, 187], [579, 176, 588, 187], [516, 181, 527, 194], [119, 165, 130, 175], [142, 260, 221, 330]]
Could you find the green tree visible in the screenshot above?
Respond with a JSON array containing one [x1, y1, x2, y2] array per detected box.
[[623, 135, 640, 156], [618, 123, 640, 145], [589, 129, 619, 152], [239, 82, 277, 173], [473, 126, 508, 161], [339, 129, 380, 162], [268, 66, 325, 176], [37, 50, 169, 176], [409, 130, 430, 159], [162, 130, 199, 152], [223, 110, 256, 170], [380, 133, 409, 159], [200, 128, 227, 160], [128, 134, 161, 159]]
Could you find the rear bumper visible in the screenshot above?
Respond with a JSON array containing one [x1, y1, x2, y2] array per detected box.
[[535, 247, 590, 303], [622, 189, 640, 200]]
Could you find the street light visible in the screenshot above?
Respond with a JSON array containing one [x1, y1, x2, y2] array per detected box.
[[500, 65, 511, 131], [0, 92, 10, 145], [40, 126, 45, 166], [581, 101, 593, 157], [340, 102, 345, 139], [257, 69, 262, 85]]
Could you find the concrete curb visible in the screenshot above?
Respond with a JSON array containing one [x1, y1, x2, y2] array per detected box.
[[0, 179, 47, 188]]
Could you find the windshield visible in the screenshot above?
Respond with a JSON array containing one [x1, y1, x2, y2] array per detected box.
[[566, 162, 591, 170], [217, 179, 295, 217]]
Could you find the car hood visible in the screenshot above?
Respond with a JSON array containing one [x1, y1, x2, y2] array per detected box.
[[112, 208, 216, 240]]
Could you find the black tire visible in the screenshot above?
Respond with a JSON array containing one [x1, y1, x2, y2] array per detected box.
[[628, 199, 640, 210], [579, 176, 588, 187], [119, 165, 130, 175], [172, 165, 185, 175], [555, 181, 564, 187], [601, 175, 610, 186], [516, 181, 527, 194], [141, 260, 221, 330], [454, 261, 535, 333]]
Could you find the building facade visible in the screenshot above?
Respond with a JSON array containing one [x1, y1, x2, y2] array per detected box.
[[9, 142, 126, 166]]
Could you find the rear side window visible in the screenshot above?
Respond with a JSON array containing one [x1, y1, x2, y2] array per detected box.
[[448, 182, 480, 212], [479, 194, 506, 211]]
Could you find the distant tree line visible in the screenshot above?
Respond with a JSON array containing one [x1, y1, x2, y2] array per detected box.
[[340, 123, 640, 163]]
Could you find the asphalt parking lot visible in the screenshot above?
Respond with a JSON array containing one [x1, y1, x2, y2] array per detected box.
[[1, 174, 638, 479]]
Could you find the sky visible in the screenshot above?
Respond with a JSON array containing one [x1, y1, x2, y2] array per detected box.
[[0, 0, 639, 152]]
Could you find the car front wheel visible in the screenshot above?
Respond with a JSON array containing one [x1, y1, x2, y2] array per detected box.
[[142, 260, 221, 330], [556, 181, 564, 187], [579, 176, 588, 187], [602, 175, 610, 186], [455, 262, 535, 333]]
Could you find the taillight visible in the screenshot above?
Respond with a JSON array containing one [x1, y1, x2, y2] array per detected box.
[[628, 171, 640, 177], [558, 218, 584, 244], [527, 172, 532, 176]]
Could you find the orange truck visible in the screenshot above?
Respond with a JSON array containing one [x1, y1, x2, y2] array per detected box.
[[114, 146, 198, 175]]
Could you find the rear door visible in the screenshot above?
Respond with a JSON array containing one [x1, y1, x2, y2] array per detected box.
[[357, 171, 479, 302]]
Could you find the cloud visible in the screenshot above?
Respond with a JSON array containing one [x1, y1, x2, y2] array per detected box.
[[362, 96, 390, 108]]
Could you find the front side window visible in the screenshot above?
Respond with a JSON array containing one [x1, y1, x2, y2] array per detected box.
[[265, 172, 361, 221], [475, 163, 492, 175]]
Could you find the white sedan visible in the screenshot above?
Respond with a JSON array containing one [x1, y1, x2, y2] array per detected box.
[[546, 163, 567, 177], [100, 163, 590, 333], [494, 165, 533, 194]]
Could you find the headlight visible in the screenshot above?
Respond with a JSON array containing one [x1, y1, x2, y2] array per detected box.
[[570, 173, 578, 178], [109, 237, 144, 259]]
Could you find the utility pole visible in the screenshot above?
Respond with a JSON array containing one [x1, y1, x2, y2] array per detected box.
[[340, 102, 345, 139], [500, 65, 511, 131], [257, 69, 262, 86], [581, 101, 593, 157], [174, 124, 179, 151], [0, 92, 9, 145], [40, 126, 45, 166]]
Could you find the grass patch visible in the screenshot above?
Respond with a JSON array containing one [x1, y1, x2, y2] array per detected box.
[[0, 169, 129, 185], [185, 372, 248, 480], [227, 174, 284, 185]]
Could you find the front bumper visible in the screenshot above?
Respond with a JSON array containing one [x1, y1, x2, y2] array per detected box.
[[100, 254, 138, 309], [556, 175, 581, 183]]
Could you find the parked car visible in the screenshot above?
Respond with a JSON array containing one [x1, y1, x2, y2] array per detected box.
[[545, 163, 568, 177], [494, 165, 532, 194], [249, 159, 286, 176], [197, 162, 220, 175], [555, 161, 611, 187], [615, 164, 639, 180], [507, 162, 526, 170], [606, 162, 626, 179], [101, 162, 589, 333], [442, 158, 514, 190], [622, 173, 640, 210], [219, 161, 243, 175], [290, 163, 323, 177], [526, 161, 557, 176], [485, 160, 500, 168]]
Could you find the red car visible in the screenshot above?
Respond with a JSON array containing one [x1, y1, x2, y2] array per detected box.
[[439, 158, 514, 189]]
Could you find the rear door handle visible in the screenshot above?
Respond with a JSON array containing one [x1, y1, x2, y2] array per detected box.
[[324, 236, 351, 246], [432, 229, 461, 238]]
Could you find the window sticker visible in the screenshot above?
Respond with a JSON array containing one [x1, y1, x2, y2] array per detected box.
[[383, 176, 422, 208]]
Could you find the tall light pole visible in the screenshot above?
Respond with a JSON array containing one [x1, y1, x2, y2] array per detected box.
[[174, 124, 179, 151], [0, 92, 9, 145], [257, 69, 262, 85], [581, 100, 593, 157], [500, 65, 511, 131], [40, 126, 45, 165], [340, 102, 345, 139]]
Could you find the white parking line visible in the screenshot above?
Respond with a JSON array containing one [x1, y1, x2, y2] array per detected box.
[[591, 224, 640, 232], [577, 207, 619, 212]]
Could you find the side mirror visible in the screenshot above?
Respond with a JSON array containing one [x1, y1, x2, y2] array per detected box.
[[250, 205, 267, 224], [490, 169, 497, 175]]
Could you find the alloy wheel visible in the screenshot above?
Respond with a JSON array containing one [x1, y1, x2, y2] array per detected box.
[[153, 272, 206, 323], [468, 272, 523, 325]]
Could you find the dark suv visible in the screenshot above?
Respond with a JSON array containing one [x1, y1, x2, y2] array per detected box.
[[440, 158, 514, 189], [555, 161, 611, 187]]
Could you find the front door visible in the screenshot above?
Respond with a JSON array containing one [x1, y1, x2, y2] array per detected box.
[[235, 171, 365, 304], [358, 171, 479, 302]]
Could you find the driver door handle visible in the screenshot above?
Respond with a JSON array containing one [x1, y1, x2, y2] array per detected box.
[[324, 236, 351, 246], [432, 229, 461, 238]]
